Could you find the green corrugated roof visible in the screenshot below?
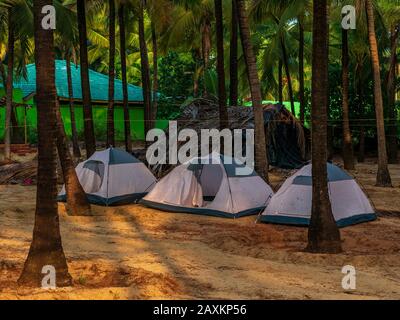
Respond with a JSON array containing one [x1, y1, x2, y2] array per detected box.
[[9, 60, 144, 103]]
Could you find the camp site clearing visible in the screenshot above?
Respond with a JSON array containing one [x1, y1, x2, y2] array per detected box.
[[0, 157, 400, 300]]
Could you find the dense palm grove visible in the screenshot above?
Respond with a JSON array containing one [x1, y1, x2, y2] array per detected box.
[[0, 0, 399, 286]]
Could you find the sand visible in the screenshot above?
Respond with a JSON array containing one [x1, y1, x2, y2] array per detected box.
[[0, 158, 399, 300]]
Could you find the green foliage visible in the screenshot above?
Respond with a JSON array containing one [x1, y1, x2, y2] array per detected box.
[[327, 62, 377, 146], [157, 51, 198, 119], [158, 51, 197, 100]]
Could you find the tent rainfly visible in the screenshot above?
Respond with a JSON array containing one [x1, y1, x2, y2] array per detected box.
[[58, 148, 156, 205], [141, 153, 274, 218], [260, 163, 377, 227]]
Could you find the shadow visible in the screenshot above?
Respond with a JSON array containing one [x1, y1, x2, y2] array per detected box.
[[116, 206, 218, 299]]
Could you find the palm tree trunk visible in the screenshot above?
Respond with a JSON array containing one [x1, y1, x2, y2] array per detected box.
[[19, 0, 72, 287], [326, 5, 333, 161], [119, 4, 132, 152], [229, 0, 238, 107], [55, 100, 91, 216], [387, 25, 398, 164], [278, 59, 283, 104], [341, 29, 355, 170], [193, 50, 201, 97], [107, 0, 116, 148], [298, 15, 305, 124], [77, 0, 96, 158], [4, 9, 14, 161], [214, 0, 229, 128], [151, 22, 159, 121], [365, 0, 392, 187], [1, 43, 21, 147], [357, 72, 366, 163], [201, 19, 211, 96], [138, 0, 153, 137], [11, 104, 21, 143], [0, 62, 6, 89], [281, 38, 295, 115], [306, 0, 341, 254], [235, 0, 269, 182], [66, 55, 81, 159]]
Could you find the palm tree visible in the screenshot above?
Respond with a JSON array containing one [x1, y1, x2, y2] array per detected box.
[[365, 0, 392, 187], [77, 0, 96, 158], [55, 99, 91, 216], [56, 107, 91, 216], [235, 0, 269, 182], [146, 0, 172, 120], [107, 0, 116, 148], [306, 0, 342, 254], [280, 37, 295, 114], [19, 0, 72, 287], [138, 0, 153, 136], [65, 52, 81, 159], [387, 24, 399, 164], [53, 1, 81, 159], [351, 24, 370, 163], [341, 29, 355, 170], [202, 16, 212, 96], [278, 59, 283, 104], [298, 13, 305, 124], [229, 0, 238, 107], [118, 3, 132, 152], [151, 21, 158, 120], [378, 0, 400, 164], [250, 0, 303, 115], [158, 0, 213, 97], [4, 8, 14, 162], [214, 0, 229, 129]]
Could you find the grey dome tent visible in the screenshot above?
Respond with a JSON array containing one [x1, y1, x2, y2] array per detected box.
[[141, 152, 274, 218], [58, 148, 156, 205], [260, 163, 377, 227]]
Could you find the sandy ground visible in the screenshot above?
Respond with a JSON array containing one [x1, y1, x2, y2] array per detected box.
[[0, 158, 400, 300]]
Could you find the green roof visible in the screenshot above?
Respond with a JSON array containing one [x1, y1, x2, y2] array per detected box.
[[10, 60, 144, 104]]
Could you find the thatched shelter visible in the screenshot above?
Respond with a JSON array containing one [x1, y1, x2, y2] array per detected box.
[[150, 98, 308, 177]]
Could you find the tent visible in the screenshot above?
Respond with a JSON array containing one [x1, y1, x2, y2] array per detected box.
[[58, 148, 156, 205], [141, 153, 274, 218], [260, 163, 377, 227]]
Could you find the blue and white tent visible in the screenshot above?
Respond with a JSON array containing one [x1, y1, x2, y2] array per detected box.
[[141, 152, 274, 218], [58, 148, 156, 206], [260, 163, 377, 227]]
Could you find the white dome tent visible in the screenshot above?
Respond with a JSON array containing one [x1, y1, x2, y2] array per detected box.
[[260, 162, 377, 227], [141, 152, 274, 218], [58, 148, 157, 206]]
